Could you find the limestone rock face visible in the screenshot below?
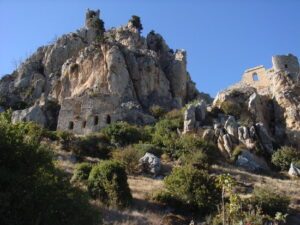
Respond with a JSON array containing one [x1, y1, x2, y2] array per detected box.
[[183, 101, 206, 134], [288, 163, 300, 177], [270, 71, 300, 147], [236, 150, 269, 172], [139, 153, 161, 176], [0, 9, 204, 134], [12, 103, 47, 127]]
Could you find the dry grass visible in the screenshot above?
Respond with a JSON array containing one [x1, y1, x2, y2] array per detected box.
[[212, 163, 300, 224], [100, 175, 167, 225]]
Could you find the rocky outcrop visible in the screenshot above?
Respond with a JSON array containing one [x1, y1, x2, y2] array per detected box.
[[236, 149, 269, 172], [0, 9, 205, 134], [139, 153, 161, 176], [12, 103, 47, 126], [270, 71, 300, 147], [183, 101, 206, 134], [288, 163, 300, 177]]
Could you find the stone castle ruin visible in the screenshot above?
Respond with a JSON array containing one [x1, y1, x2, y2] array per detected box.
[[0, 9, 202, 135], [240, 54, 299, 93]]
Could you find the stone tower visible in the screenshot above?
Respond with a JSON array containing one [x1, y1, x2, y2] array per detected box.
[[272, 54, 300, 79], [85, 9, 100, 29]]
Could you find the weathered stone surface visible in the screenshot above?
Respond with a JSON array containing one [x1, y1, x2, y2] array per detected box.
[[236, 150, 269, 172], [0, 9, 205, 134], [255, 122, 274, 154], [225, 116, 238, 139], [183, 101, 206, 134], [288, 163, 300, 177], [139, 153, 161, 176], [238, 126, 256, 149], [202, 128, 215, 142], [223, 134, 233, 155], [12, 103, 47, 126]]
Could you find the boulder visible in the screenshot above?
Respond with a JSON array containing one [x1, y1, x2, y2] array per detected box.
[[12, 103, 47, 127], [139, 153, 161, 176], [255, 123, 274, 154], [236, 150, 269, 172], [223, 134, 233, 155], [288, 163, 300, 177], [224, 116, 238, 139], [183, 101, 206, 133], [202, 128, 215, 142], [238, 126, 256, 149]]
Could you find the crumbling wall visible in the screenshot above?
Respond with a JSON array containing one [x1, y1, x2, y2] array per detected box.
[[241, 65, 271, 90]]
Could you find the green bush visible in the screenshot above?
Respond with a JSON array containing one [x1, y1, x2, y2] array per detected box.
[[176, 134, 220, 161], [250, 186, 290, 216], [88, 160, 132, 208], [101, 121, 142, 146], [71, 162, 93, 183], [179, 150, 210, 169], [271, 146, 300, 170], [220, 100, 242, 118], [112, 146, 142, 175], [0, 111, 99, 225], [134, 143, 164, 157], [152, 118, 183, 155], [149, 105, 166, 119], [129, 15, 143, 31], [163, 166, 221, 214], [74, 133, 112, 158]]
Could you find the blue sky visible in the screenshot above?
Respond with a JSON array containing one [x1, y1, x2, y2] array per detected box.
[[0, 0, 299, 96]]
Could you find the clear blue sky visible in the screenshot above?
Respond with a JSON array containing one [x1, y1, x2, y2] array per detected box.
[[1, 0, 299, 96]]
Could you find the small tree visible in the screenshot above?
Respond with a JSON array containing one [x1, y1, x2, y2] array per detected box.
[[129, 15, 143, 32], [271, 146, 300, 170], [164, 166, 221, 214], [88, 160, 132, 208]]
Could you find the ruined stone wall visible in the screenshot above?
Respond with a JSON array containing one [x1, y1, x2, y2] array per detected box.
[[272, 54, 299, 74], [57, 95, 117, 135], [241, 65, 271, 90]]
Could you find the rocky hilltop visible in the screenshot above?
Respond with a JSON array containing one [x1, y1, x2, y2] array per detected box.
[[0, 9, 205, 134], [182, 54, 300, 171]]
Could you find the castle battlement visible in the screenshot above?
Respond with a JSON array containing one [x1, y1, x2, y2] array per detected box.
[[241, 54, 299, 91]]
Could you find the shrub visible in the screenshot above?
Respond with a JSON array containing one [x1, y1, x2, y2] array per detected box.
[[71, 162, 93, 183], [176, 134, 220, 161], [112, 146, 142, 175], [129, 15, 143, 31], [220, 101, 242, 118], [230, 144, 244, 162], [164, 109, 183, 120], [0, 111, 99, 225], [101, 121, 142, 146], [149, 105, 166, 119], [179, 150, 210, 169], [271, 146, 300, 170], [163, 166, 221, 214], [88, 160, 132, 208], [152, 118, 183, 155], [250, 186, 290, 216], [74, 133, 112, 158], [134, 143, 164, 157]]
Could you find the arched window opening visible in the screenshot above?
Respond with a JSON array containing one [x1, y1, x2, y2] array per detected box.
[[68, 121, 74, 130], [94, 116, 99, 125], [82, 121, 87, 128], [106, 115, 111, 124], [252, 73, 259, 81], [285, 64, 288, 69]]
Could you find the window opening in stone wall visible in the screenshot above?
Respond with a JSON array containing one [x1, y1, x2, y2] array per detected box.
[[68, 121, 74, 130], [94, 116, 99, 125], [82, 121, 87, 128], [285, 64, 288, 69], [106, 115, 111, 124], [252, 73, 259, 81]]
